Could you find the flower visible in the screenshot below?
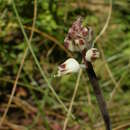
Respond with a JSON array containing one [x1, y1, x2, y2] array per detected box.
[[55, 18, 100, 77], [85, 48, 100, 62], [54, 58, 81, 77], [64, 17, 92, 52]]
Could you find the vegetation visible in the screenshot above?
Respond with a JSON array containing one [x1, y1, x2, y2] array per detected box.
[[0, 0, 130, 130]]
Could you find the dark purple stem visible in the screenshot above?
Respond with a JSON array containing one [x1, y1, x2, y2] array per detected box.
[[82, 50, 112, 130]]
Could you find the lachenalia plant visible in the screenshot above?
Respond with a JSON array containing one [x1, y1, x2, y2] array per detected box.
[[55, 17, 112, 130]]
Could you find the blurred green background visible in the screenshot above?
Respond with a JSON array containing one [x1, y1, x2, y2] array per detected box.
[[0, 0, 130, 130]]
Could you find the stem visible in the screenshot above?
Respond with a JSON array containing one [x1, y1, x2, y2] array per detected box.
[[12, 0, 74, 119], [87, 62, 112, 130], [92, 0, 112, 47], [63, 69, 82, 130], [82, 51, 112, 130], [0, 0, 37, 126]]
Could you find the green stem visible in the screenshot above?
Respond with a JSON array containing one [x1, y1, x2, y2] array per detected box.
[[12, 0, 73, 118]]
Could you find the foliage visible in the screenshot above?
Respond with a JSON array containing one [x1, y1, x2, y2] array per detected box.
[[0, 0, 130, 130]]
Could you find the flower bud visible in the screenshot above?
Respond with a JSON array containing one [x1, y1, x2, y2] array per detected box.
[[85, 48, 100, 62], [64, 17, 92, 52], [54, 58, 80, 77], [64, 37, 75, 52]]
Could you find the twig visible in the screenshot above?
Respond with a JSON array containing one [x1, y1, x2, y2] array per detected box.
[[86, 82, 92, 106], [0, 0, 37, 126], [82, 75, 92, 106], [92, 0, 112, 47], [63, 69, 82, 130], [0, 118, 26, 130], [11, 0, 74, 118], [7, 95, 37, 114], [98, 43, 119, 91], [0, 77, 46, 93], [113, 122, 130, 130]]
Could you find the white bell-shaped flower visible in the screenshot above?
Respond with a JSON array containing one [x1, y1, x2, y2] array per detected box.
[[85, 48, 100, 62], [54, 58, 81, 77]]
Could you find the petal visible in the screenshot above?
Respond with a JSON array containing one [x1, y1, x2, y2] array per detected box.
[[64, 58, 80, 73], [68, 28, 76, 38], [82, 27, 88, 37], [55, 58, 80, 77], [75, 39, 80, 45], [64, 37, 75, 51], [59, 63, 66, 69], [79, 39, 85, 45]]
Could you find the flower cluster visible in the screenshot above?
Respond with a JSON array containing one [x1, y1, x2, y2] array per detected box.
[[55, 17, 100, 77], [64, 17, 93, 52]]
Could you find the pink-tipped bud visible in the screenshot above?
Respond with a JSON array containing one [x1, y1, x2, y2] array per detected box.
[[85, 48, 100, 62]]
